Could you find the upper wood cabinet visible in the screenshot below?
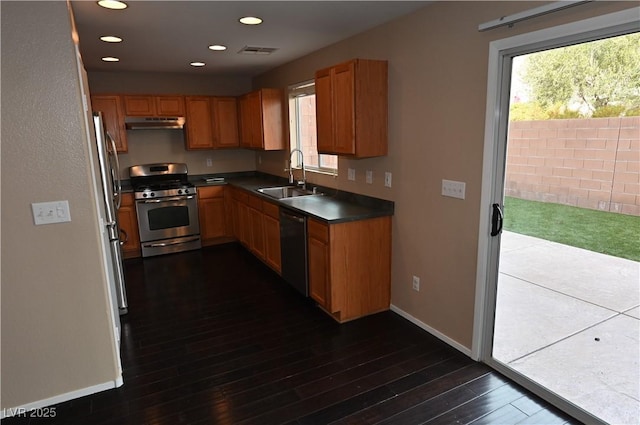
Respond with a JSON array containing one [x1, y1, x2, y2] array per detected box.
[[184, 96, 239, 150], [123, 95, 185, 117], [238, 89, 285, 151], [91, 95, 128, 153], [307, 216, 391, 323], [212, 97, 240, 148], [315, 59, 388, 158]]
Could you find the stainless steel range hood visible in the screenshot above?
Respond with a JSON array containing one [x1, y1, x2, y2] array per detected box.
[[125, 116, 185, 130]]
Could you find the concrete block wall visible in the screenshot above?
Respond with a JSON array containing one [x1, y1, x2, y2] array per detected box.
[[505, 117, 640, 216]]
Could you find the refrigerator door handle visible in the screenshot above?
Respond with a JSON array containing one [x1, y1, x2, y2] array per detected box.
[[107, 132, 122, 210]]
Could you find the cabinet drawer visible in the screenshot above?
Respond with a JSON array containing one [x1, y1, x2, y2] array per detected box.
[[262, 201, 279, 219], [247, 194, 262, 211], [307, 218, 329, 243], [198, 185, 224, 199]]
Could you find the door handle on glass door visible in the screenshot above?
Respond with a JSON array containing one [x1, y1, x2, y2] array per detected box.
[[491, 203, 503, 236]]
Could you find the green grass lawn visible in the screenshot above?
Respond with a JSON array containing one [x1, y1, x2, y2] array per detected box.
[[503, 196, 640, 262]]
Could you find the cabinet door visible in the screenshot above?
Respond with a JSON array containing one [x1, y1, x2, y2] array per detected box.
[[185, 96, 213, 150], [237, 201, 250, 247], [199, 198, 226, 243], [91, 95, 128, 153], [156, 95, 185, 116], [248, 92, 263, 149], [308, 235, 329, 309], [259, 89, 285, 151], [118, 193, 141, 259], [262, 201, 281, 273], [248, 206, 265, 259], [308, 219, 330, 310], [123, 95, 156, 116], [198, 186, 226, 245], [212, 97, 239, 148], [315, 68, 334, 154], [332, 61, 356, 155], [238, 94, 253, 148]]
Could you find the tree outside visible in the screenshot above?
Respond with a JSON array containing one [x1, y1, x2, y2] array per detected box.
[[510, 32, 640, 120]]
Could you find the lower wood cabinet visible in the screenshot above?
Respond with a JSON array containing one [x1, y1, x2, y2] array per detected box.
[[262, 201, 281, 273], [307, 216, 392, 323], [230, 187, 281, 274], [118, 193, 141, 259], [198, 185, 231, 246]]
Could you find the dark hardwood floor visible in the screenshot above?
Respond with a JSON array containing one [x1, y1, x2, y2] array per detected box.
[[3, 243, 581, 425]]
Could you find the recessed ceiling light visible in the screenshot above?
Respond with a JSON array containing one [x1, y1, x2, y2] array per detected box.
[[97, 1, 128, 10], [208, 45, 227, 51], [100, 35, 122, 43], [239, 16, 262, 25], [190, 62, 206, 67], [101, 56, 120, 62]]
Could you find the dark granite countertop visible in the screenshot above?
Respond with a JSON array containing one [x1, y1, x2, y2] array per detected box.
[[190, 172, 394, 224]]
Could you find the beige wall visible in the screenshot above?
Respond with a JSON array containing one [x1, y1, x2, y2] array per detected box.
[[88, 71, 257, 177], [1, 1, 120, 409], [254, 1, 636, 348]]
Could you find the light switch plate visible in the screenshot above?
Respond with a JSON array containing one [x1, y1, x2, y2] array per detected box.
[[442, 179, 466, 199], [32, 200, 71, 225], [348, 168, 356, 181], [384, 172, 392, 188], [366, 170, 373, 184]]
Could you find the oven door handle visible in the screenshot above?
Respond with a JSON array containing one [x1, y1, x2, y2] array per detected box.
[[143, 237, 200, 248], [140, 196, 195, 203]]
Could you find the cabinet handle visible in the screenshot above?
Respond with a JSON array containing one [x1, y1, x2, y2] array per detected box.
[[491, 203, 504, 237]]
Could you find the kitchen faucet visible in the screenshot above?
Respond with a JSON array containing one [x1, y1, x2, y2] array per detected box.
[[288, 148, 306, 190]]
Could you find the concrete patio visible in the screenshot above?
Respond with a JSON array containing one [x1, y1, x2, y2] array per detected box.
[[494, 231, 640, 425]]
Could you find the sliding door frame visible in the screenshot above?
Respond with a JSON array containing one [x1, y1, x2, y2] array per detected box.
[[472, 7, 639, 424]]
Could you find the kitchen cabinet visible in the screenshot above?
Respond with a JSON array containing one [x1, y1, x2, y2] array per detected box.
[[315, 59, 388, 158], [262, 201, 281, 273], [123, 95, 185, 116], [231, 188, 250, 247], [212, 97, 240, 148], [91, 95, 128, 152], [238, 89, 285, 151], [230, 188, 281, 274], [185, 96, 239, 150], [247, 194, 266, 259], [118, 193, 141, 259], [307, 216, 391, 323], [197, 185, 229, 246]]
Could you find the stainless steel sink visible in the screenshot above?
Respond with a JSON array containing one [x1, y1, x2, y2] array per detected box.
[[257, 186, 319, 199]]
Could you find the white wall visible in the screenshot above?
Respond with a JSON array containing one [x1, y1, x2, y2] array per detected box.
[[1, 1, 120, 410]]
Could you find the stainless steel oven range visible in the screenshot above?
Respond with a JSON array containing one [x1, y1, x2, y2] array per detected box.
[[129, 163, 201, 257]]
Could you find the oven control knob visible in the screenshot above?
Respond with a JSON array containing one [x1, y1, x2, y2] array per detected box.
[[150, 192, 155, 197], [142, 193, 147, 198], [183, 188, 189, 194], [178, 189, 183, 195]]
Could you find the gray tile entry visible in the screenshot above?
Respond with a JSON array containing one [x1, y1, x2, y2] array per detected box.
[[494, 231, 640, 425]]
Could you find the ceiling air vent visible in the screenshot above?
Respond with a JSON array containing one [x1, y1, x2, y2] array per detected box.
[[238, 46, 278, 55]]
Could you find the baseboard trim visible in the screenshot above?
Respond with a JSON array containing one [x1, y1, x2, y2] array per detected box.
[[390, 304, 473, 358], [1, 379, 120, 419]]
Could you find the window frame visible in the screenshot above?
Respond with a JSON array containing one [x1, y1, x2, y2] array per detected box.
[[288, 80, 338, 175]]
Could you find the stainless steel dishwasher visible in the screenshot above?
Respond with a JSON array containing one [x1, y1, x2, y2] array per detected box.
[[279, 208, 308, 296]]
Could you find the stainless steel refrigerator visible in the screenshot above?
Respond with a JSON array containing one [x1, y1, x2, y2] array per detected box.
[[93, 112, 128, 316]]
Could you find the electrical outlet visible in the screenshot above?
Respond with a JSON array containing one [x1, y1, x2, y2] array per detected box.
[[32, 200, 71, 225], [366, 170, 373, 184], [258, 155, 262, 165], [442, 179, 466, 199], [412, 275, 420, 291], [206, 158, 213, 167], [348, 168, 356, 181], [384, 172, 392, 188]]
